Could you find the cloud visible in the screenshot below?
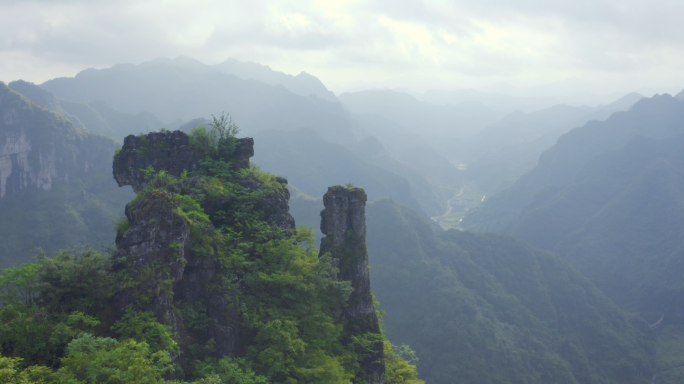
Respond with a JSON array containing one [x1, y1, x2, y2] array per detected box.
[[1, 0, 683, 93]]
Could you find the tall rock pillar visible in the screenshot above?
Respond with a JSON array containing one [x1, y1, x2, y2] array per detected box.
[[320, 185, 384, 383]]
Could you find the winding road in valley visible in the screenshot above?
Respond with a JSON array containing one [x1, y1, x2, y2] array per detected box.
[[432, 187, 465, 220]]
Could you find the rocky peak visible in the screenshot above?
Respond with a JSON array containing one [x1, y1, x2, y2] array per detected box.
[[113, 130, 254, 192], [319, 185, 385, 383], [110, 130, 291, 372]]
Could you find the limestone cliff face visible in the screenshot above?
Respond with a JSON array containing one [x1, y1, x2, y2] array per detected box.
[[0, 82, 117, 198], [320, 185, 385, 383]]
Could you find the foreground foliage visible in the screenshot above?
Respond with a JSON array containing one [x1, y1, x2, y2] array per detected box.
[[0, 118, 421, 383]]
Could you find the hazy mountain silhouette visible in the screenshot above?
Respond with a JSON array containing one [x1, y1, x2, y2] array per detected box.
[[463, 93, 684, 232], [465, 92, 644, 193], [40, 60, 356, 143], [418, 88, 563, 114], [213, 58, 337, 101], [126, 56, 338, 101], [251, 128, 428, 216], [9, 80, 167, 141], [507, 134, 684, 313], [339, 89, 502, 141]]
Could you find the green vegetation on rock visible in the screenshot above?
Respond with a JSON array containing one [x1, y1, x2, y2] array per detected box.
[[0, 119, 421, 383]]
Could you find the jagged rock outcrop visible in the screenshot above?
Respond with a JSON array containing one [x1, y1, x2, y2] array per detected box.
[[113, 130, 254, 192], [112, 131, 386, 380], [112, 184, 241, 362], [0, 82, 117, 198], [319, 185, 385, 383], [111, 130, 293, 371], [111, 190, 190, 334]]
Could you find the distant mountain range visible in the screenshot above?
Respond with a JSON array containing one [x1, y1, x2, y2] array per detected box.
[[464, 92, 684, 233], [9, 80, 166, 141], [5, 55, 683, 382], [464, 92, 644, 193], [463, 92, 684, 314], [339, 89, 503, 140], [40, 57, 354, 143]]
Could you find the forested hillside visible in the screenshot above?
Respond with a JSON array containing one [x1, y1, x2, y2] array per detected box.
[[368, 199, 654, 384], [502, 132, 684, 322], [287, 191, 655, 383], [460, 91, 684, 381]]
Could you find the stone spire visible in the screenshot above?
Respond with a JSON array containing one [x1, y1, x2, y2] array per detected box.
[[320, 185, 384, 383]]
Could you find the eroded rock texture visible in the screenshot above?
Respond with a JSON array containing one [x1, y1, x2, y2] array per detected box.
[[112, 130, 253, 192], [112, 190, 189, 334], [111, 130, 293, 372], [320, 185, 385, 383]]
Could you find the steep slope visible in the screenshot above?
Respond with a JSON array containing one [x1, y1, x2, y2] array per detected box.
[[0, 82, 134, 268], [285, 188, 655, 384], [8, 80, 112, 136], [40, 61, 355, 144], [463, 93, 684, 232], [366, 198, 654, 384], [506, 134, 684, 314]]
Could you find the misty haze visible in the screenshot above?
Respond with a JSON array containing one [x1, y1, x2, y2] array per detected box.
[[2, 1, 684, 383]]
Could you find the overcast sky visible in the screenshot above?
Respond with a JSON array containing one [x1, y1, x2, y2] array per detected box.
[[2, 0, 683, 96]]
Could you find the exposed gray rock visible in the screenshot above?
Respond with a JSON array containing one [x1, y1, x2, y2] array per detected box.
[[111, 190, 190, 334], [319, 185, 385, 383], [112, 130, 254, 192], [111, 130, 291, 370], [113, 131, 199, 192]]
